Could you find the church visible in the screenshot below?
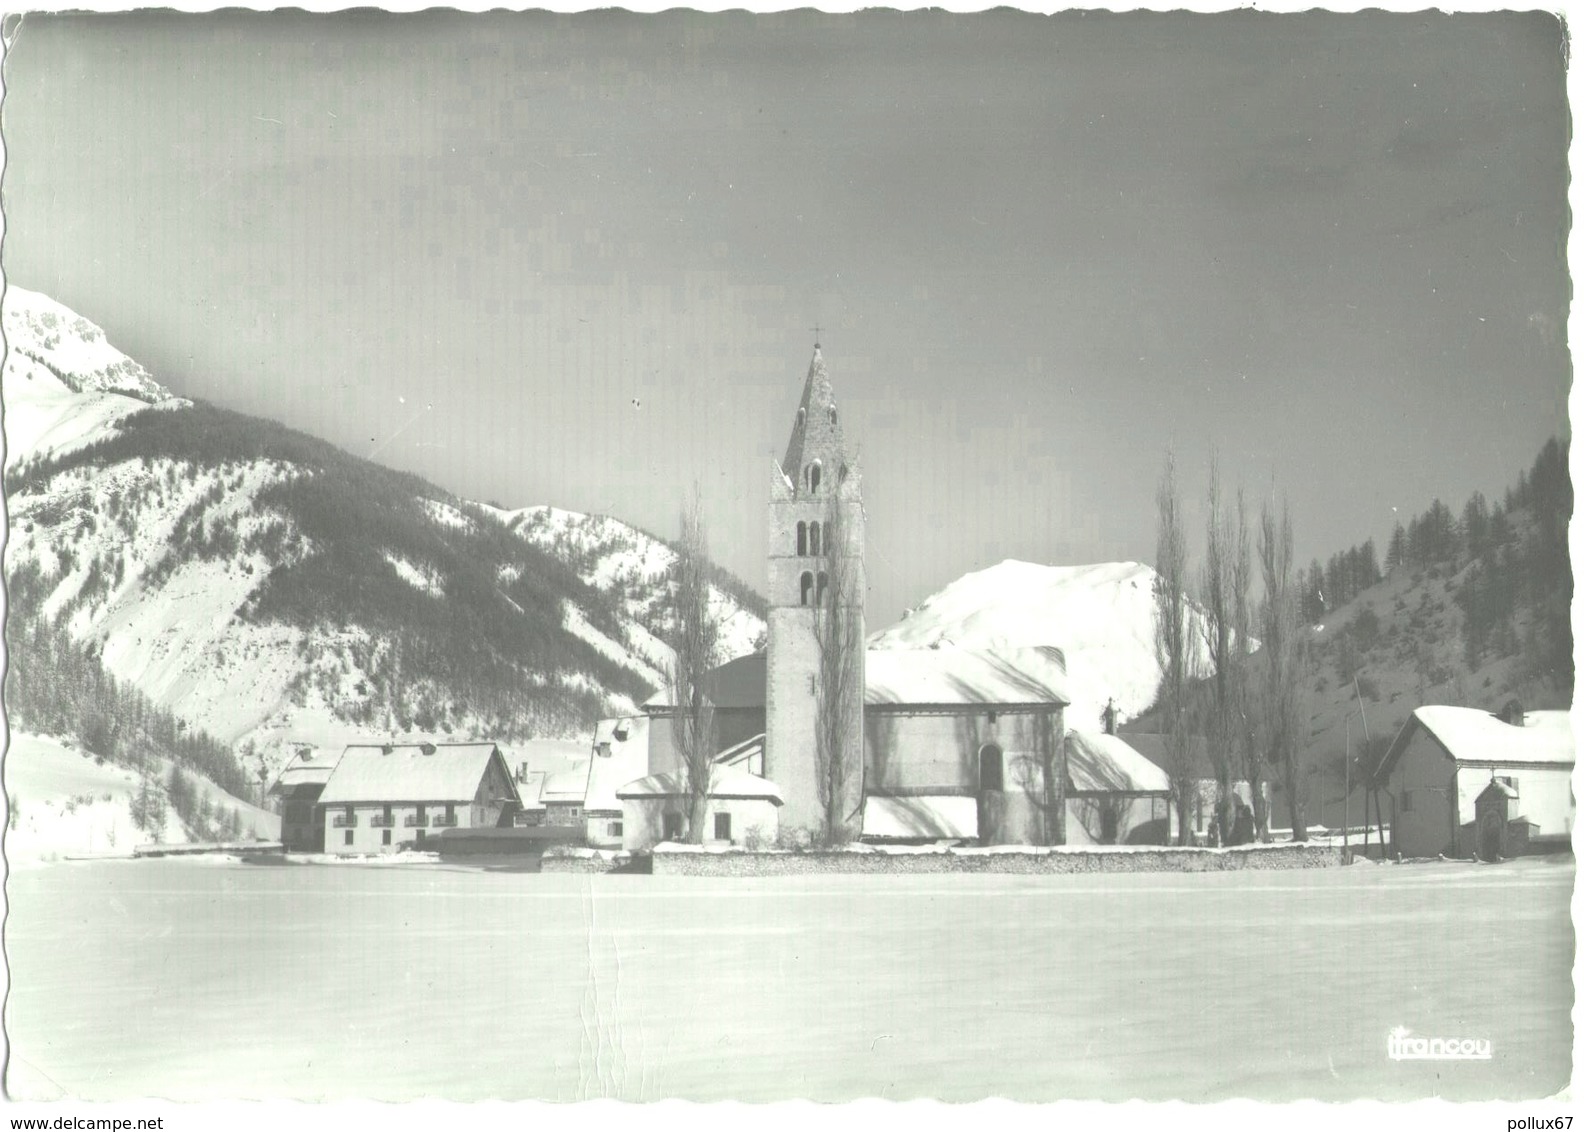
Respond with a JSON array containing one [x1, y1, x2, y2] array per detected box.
[[620, 345, 1163, 850]]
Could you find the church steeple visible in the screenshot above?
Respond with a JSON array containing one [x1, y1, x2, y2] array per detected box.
[[765, 343, 865, 845], [780, 346, 849, 498]]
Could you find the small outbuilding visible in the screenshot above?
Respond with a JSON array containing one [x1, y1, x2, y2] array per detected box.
[[616, 767, 782, 851], [1373, 706, 1574, 859], [1063, 728, 1173, 845]]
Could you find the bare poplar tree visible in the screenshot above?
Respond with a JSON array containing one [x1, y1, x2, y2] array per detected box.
[[1229, 486, 1265, 840], [668, 488, 719, 844], [1259, 492, 1308, 841], [1153, 449, 1198, 845], [1199, 454, 1238, 845], [813, 493, 864, 846]]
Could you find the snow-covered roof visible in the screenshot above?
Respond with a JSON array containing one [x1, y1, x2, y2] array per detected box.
[[1066, 730, 1172, 793], [1378, 706, 1575, 782], [585, 716, 651, 813], [540, 766, 590, 805], [516, 770, 548, 811], [864, 646, 1069, 707], [318, 743, 519, 806], [616, 767, 783, 802], [862, 795, 978, 841], [268, 748, 342, 795]]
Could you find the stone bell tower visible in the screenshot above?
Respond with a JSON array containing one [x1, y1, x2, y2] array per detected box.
[[765, 343, 866, 844]]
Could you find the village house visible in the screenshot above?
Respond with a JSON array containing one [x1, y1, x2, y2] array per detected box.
[[537, 764, 589, 830], [1370, 704, 1574, 859], [583, 716, 651, 849], [315, 741, 521, 855]]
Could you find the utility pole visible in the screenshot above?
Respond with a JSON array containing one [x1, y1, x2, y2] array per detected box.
[[1351, 674, 1371, 860]]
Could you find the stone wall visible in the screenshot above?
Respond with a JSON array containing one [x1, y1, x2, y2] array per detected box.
[[541, 848, 630, 874], [650, 842, 1343, 877]]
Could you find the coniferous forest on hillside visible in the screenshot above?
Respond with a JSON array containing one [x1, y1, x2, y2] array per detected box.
[[1305, 437, 1572, 701]]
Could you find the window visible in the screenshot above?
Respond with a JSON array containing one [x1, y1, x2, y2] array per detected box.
[[800, 571, 814, 606], [797, 521, 808, 556], [663, 812, 684, 840], [382, 829, 392, 846], [809, 521, 822, 556], [714, 812, 732, 841], [344, 830, 354, 846], [1401, 789, 1413, 813], [816, 571, 828, 605], [805, 461, 822, 494], [609, 821, 623, 837], [979, 744, 1004, 792], [829, 406, 838, 426]]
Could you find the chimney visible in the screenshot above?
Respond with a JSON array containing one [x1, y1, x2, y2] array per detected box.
[[419, 742, 436, 756], [1497, 699, 1526, 726], [1102, 698, 1119, 736]]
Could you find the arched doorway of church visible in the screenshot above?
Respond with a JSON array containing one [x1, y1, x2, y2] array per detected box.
[[978, 744, 1004, 791]]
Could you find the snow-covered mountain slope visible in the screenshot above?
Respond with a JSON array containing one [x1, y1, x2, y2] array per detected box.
[[3, 286, 186, 469], [869, 559, 1211, 733], [485, 503, 766, 674], [4, 288, 767, 782], [4, 732, 278, 867]]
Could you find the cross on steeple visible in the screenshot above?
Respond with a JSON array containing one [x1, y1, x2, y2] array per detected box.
[[811, 324, 822, 349]]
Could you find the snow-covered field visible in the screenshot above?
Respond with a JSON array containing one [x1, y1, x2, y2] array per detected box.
[[4, 855, 1570, 1102]]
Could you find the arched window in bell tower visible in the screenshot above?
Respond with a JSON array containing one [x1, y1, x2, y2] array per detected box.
[[829, 406, 838, 426], [796, 521, 808, 556], [799, 572, 814, 607], [809, 521, 822, 556], [805, 461, 822, 495], [816, 571, 829, 606]]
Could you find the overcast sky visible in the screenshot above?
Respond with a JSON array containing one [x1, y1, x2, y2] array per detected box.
[[3, 10, 1570, 627]]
